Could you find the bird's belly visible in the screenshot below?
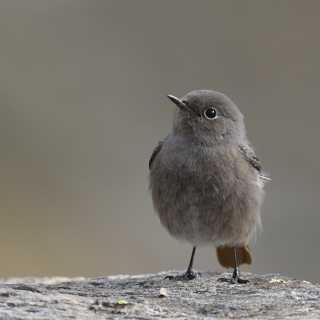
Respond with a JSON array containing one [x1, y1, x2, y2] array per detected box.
[[151, 165, 262, 247]]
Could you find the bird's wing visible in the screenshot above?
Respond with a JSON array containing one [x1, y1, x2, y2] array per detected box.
[[238, 144, 270, 181], [149, 137, 167, 170], [238, 144, 261, 172]]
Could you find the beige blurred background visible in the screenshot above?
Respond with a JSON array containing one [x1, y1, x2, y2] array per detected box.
[[1, 1, 320, 284]]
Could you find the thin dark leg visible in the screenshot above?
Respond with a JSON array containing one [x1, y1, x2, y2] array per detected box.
[[218, 246, 250, 284], [185, 246, 197, 279], [231, 245, 240, 281], [230, 245, 250, 284], [164, 246, 198, 280]]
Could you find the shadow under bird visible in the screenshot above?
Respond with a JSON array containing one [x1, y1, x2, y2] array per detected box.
[[149, 90, 269, 284]]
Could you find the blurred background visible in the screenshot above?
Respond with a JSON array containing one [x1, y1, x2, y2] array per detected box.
[[1, 1, 320, 284]]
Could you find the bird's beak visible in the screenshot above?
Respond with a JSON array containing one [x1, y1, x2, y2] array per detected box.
[[167, 95, 199, 117]]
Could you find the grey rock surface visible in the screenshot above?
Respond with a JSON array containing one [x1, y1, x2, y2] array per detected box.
[[0, 271, 319, 319]]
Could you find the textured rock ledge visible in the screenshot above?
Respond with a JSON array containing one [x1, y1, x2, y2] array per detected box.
[[0, 271, 319, 319]]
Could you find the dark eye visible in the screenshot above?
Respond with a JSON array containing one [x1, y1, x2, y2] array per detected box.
[[204, 108, 217, 119]]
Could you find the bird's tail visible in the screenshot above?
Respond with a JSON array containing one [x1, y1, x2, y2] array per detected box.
[[216, 245, 252, 269]]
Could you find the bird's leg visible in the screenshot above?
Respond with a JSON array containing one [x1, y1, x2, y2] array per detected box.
[[230, 245, 250, 284], [165, 247, 199, 280], [184, 246, 197, 279], [218, 245, 250, 284]]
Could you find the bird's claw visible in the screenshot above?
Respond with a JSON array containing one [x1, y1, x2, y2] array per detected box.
[[164, 270, 199, 281]]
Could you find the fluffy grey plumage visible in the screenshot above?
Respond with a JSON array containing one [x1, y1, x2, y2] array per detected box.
[[149, 90, 266, 248]]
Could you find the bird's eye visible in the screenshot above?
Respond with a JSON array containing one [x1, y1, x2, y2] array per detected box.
[[204, 108, 217, 119]]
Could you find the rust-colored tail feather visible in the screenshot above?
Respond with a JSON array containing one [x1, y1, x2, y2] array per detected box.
[[216, 245, 252, 269]]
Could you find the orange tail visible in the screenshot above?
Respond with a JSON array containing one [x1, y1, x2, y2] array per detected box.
[[216, 245, 252, 269]]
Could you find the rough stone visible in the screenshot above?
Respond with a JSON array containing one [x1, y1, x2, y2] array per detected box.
[[0, 271, 319, 319]]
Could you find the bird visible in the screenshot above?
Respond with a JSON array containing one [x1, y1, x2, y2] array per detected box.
[[149, 90, 268, 284]]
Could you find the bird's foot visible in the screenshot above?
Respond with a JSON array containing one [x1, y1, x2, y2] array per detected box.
[[218, 273, 250, 284], [164, 269, 199, 281]]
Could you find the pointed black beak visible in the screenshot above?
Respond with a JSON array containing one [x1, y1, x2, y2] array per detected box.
[[167, 95, 199, 117]]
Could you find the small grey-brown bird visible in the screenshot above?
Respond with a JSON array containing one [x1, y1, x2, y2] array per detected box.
[[149, 90, 268, 284]]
